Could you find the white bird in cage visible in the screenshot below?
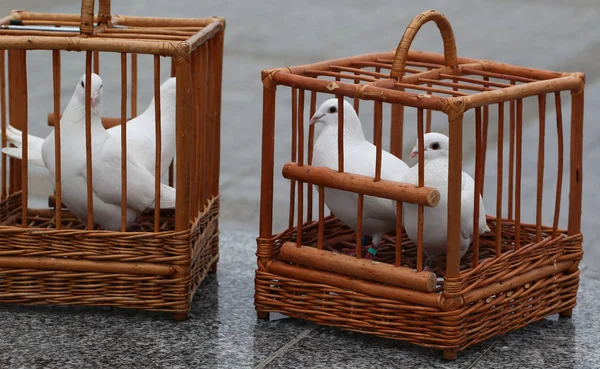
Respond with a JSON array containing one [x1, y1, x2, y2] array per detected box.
[[400, 132, 490, 272], [310, 98, 409, 258], [40, 73, 177, 231], [1, 77, 177, 179]]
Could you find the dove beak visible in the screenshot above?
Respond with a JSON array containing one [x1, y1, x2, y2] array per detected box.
[[410, 149, 423, 159], [309, 114, 324, 126]]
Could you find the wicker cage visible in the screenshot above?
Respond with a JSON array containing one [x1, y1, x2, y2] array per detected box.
[[255, 10, 583, 359], [0, 0, 224, 319]]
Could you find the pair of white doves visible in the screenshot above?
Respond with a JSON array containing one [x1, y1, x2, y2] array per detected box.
[[310, 98, 489, 269], [2, 74, 178, 230]]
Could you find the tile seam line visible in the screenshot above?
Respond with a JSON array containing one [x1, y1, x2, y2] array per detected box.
[[467, 337, 500, 369], [253, 326, 316, 369]]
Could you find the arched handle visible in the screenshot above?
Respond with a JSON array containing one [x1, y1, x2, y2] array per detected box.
[[390, 10, 457, 80], [80, 0, 112, 36]]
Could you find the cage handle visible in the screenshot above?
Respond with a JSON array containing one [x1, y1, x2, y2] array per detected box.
[[390, 10, 458, 80], [80, 0, 112, 36]]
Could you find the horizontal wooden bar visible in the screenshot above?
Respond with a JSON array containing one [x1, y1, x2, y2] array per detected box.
[[48, 112, 129, 128], [400, 62, 485, 84], [464, 260, 575, 304], [279, 242, 437, 292], [395, 82, 469, 97], [269, 72, 448, 110], [267, 260, 442, 308], [282, 163, 440, 207], [405, 49, 567, 81], [464, 76, 583, 109], [14, 11, 218, 28], [0, 35, 182, 56], [0, 256, 176, 276]]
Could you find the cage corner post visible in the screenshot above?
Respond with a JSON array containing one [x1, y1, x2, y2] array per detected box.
[[561, 83, 584, 318], [172, 49, 194, 321], [255, 70, 278, 320], [441, 96, 467, 361]]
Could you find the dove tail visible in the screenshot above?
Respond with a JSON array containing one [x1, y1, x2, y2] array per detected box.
[[1, 147, 22, 160], [158, 183, 177, 209]]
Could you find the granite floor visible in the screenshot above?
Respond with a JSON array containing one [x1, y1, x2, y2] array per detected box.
[[0, 229, 598, 369], [0, 0, 599, 368]]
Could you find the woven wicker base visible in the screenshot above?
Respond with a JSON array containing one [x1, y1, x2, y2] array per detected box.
[[0, 192, 219, 317], [255, 217, 582, 356]]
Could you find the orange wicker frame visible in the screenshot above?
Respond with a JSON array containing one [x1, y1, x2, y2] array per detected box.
[[255, 10, 583, 359], [0, 0, 224, 319]]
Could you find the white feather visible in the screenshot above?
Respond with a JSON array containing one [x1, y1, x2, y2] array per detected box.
[[40, 73, 176, 231], [2, 77, 177, 179], [400, 132, 489, 259], [310, 98, 410, 246]]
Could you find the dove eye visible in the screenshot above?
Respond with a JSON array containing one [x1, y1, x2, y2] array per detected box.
[[431, 142, 440, 150], [328, 106, 337, 114], [80, 80, 84, 88]]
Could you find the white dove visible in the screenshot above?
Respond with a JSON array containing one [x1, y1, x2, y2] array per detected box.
[[310, 98, 410, 258], [400, 132, 489, 271], [2, 77, 177, 178], [40, 73, 177, 231]]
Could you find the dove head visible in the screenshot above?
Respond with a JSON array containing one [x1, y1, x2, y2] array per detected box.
[[309, 98, 365, 139], [410, 132, 449, 160], [75, 73, 103, 111]]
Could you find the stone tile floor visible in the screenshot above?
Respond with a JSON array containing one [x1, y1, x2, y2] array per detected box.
[[0, 230, 598, 369], [0, 0, 598, 368]]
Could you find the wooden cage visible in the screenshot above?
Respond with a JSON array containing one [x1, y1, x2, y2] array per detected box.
[[0, 0, 224, 319], [255, 10, 583, 359]]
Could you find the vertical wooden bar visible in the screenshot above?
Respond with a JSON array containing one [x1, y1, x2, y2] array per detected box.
[[288, 88, 297, 229], [202, 39, 212, 208], [515, 99, 523, 250], [307, 91, 317, 222], [495, 103, 504, 256], [0, 50, 6, 199], [296, 89, 305, 245], [174, 61, 192, 231], [259, 85, 276, 239], [131, 53, 138, 117], [536, 95, 546, 242], [553, 92, 563, 238], [190, 48, 200, 217], [390, 103, 404, 158], [119, 53, 128, 232], [417, 108, 424, 272], [317, 185, 324, 250], [374, 101, 383, 182], [168, 58, 176, 187], [18, 54, 28, 227], [84, 52, 94, 229], [568, 90, 583, 236], [353, 72, 360, 114], [395, 201, 402, 267], [446, 109, 463, 279], [7, 50, 26, 194], [200, 43, 210, 208], [481, 77, 490, 195], [210, 29, 224, 199], [337, 95, 344, 172], [356, 194, 364, 259], [426, 67, 432, 133], [52, 50, 62, 228], [508, 82, 516, 220], [153, 55, 162, 232], [472, 107, 482, 267]]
